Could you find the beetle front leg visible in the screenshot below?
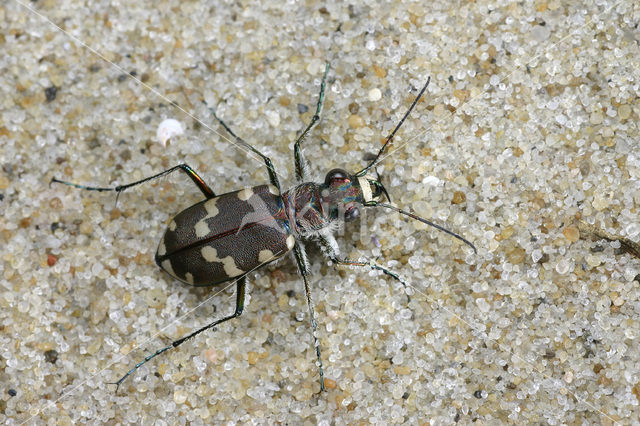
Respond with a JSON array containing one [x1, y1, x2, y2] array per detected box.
[[293, 62, 330, 182], [318, 234, 412, 303], [109, 277, 246, 393]]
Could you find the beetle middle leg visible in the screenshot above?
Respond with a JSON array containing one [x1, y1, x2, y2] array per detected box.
[[109, 277, 246, 393], [292, 242, 325, 392], [51, 163, 216, 199], [203, 103, 283, 193], [293, 62, 330, 182]]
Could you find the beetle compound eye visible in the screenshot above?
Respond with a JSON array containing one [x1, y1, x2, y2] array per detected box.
[[344, 206, 360, 222], [324, 168, 349, 185]]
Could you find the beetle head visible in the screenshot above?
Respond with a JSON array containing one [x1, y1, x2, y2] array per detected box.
[[320, 168, 391, 223]]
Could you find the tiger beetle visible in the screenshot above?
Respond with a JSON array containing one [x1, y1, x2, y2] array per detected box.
[[52, 63, 476, 393]]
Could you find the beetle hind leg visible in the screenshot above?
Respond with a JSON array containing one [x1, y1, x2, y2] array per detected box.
[[51, 163, 216, 199], [109, 277, 246, 393]]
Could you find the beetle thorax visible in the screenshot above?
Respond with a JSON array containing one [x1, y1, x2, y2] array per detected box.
[[283, 170, 373, 236], [283, 182, 330, 236]]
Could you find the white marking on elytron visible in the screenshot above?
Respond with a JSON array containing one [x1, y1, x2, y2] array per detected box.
[[194, 197, 219, 238], [286, 235, 295, 250], [358, 176, 373, 202], [267, 184, 280, 195], [161, 260, 175, 277], [237, 187, 254, 201], [168, 220, 177, 231], [201, 246, 244, 277], [185, 272, 194, 285], [157, 239, 167, 256], [195, 221, 210, 238], [258, 249, 275, 263], [201, 246, 217, 261], [204, 197, 219, 215]]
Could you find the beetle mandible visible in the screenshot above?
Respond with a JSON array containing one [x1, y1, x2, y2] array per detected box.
[[52, 63, 476, 392]]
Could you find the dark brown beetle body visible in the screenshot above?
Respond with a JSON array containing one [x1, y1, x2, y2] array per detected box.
[[156, 184, 294, 286]]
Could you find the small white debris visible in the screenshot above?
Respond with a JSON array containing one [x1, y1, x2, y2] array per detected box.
[[422, 175, 441, 186], [368, 88, 382, 102], [266, 110, 281, 128], [156, 118, 184, 145]]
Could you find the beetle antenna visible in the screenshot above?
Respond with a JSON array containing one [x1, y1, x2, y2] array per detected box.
[[356, 76, 430, 177], [366, 201, 477, 253]]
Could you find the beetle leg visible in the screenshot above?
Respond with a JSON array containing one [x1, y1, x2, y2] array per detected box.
[[109, 277, 246, 393], [51, 163, 216, 199], [292, 242, 325, 392], [203, 102, 283, 193], [318, 234, 411, 303], [332, 257, 411, 303], [293, 62, 330, 182]]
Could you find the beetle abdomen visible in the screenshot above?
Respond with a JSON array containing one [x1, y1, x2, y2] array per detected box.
[[155, 185, 295, 286]]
